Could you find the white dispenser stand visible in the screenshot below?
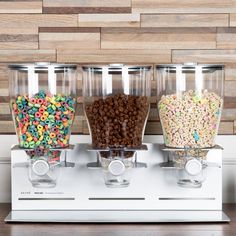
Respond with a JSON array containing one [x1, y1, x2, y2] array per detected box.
[[5, 143, 230, 223]]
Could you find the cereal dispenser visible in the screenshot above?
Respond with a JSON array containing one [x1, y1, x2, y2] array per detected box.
[[156, 63, 224, 187], [5, 63, 229, 223], [83, 64, 151, 187], [9, 63, 77, 188]]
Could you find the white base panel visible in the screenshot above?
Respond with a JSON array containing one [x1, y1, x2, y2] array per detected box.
[[5, 210, 230, 223], [1, 135, 236, 204], [8, 142, 226, 223]]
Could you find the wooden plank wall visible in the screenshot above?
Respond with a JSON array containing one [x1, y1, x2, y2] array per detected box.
[[1, 0, 236, 135]]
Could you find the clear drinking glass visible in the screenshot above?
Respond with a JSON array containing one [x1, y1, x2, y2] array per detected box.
[[9, 62, 77, 188]]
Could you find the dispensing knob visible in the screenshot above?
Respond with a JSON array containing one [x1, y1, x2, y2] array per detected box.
[[32, 159, 50, 176], [185, 159, 202, 176], [108, 160, 125, 176]]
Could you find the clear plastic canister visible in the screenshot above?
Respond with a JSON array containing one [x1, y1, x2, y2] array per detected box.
[[9, 62, 77, 150], [9, 63, 77, 188], [83, 64, 152, 188], [83, 64, 152, 150], [156, 64, 224, 149]]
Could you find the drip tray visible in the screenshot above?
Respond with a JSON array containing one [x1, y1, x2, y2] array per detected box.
[[5, 210, 230, 223]]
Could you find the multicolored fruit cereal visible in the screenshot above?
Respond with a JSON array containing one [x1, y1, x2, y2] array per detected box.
[[158, 90, 223, 148], [11, 90, 76, 150]]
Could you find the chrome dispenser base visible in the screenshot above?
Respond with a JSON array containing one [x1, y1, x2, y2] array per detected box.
[[5, 210, 230, 223]]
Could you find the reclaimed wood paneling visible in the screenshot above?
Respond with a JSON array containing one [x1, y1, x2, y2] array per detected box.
[[0, 28, 38, 35], [78, 13, 140, 27], [43, 0, 131, 13], [133, 0, 236, 13], [0, 104, 10, 115], [225, 81, 236, 97], [57, 49, 171, 63], [0, 34, 38, 50], [230, 14, 236, 26], [233, 121, 236, 134], [43, 0, 130, 7], [222, 108, 236, 120], [0, 64, 8, 81], [0, 1, 236, 134], [172, 49, 236, 64], [225, 66, 236, 80], [145, 121, 162, 135], [101, 28, 216, 49], [0, 121, 15, 133], [141, 14, 229, 27], [219, 121, 234, 134], [39, 28, 100, 50], [217, 28, 236, 49], [0, 1, 42, 13], [0, 50, 56, 62], [0, 14, 78, 28]]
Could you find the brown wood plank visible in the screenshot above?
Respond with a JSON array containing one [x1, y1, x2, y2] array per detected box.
[[0, 96, 9, 103], [43, 0, 130, 7], [224, 97, 236, 108], [4, 0, 41, 1], [0, 89, 9, 97], [101, 27, 217, 34], [0, 114, 11, 121], [39, 27, 100, 33], [78, 13, 140, 27], [0, 34, 38, 42], [0, 40, 38, 50], [57, 49, 171, 63], [0, 121, 14, 133], [225, 66, 236, 81], [82, 120, 89, 134], [219, 121, 234, 134], [0, 50, 56, 62], [0, 1, 42, 13], [43, 0, 131, 13], [141, 14, 229, 27], [0, 103, 10, 115], [39, 32, 100, 50], [225, 81, 236, 97], [43, 7, 132, 14], [0, 14, 78, 28], [0, 28, 38, 34], [145, 121, 162, 134], [133, 0, 236, 13], [217, 27, 236, 49], [172, 49, 236, 64], [230, 14, 236, 26], [101, 28, 216, 50], [0, 64, 8, 81], [233, 120, 236, 134], [222, 109, 236, 121], [0, 34, 38, 50]]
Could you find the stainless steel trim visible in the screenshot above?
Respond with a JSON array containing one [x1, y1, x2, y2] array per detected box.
[[12, 144, 74, 151], [159, 197, 215, 200], [18, 198, 75, 200], [89, 198, 145, 200], [156, 64, 224, 69], [160, 144, 223, 152], [4, 210, 231, 223], [87, 144, 148, 152], [82, 65, 151, 72], [8, 63, 77, 71]]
